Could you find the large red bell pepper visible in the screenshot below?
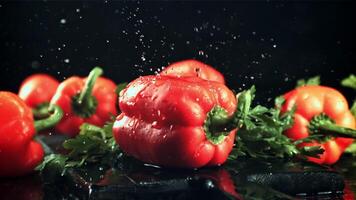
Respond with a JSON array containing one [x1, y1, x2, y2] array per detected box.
[[0, 92, 62, 177], [50, 67, 118, 137], [113, 75, 237, 168], [281, 85, 356, 164], [18, 74, 59, 109], [160, 59, 225, 84]]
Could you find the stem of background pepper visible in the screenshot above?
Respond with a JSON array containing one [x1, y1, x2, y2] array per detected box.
[[71, 67, 103, 118], [309, 114, 356, 138], [34, 105, 63, 132], [32, 103, 51, 118]]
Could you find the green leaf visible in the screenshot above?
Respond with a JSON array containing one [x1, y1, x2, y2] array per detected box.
[[341, 74, 356, 90], [36, 154, 67, 171], [36, 120, 120, 175], [345, 142, 356, 155], [296, 76, 320, 88], [229, 87, 323, 161], [116, 82, 128, 96], [236, 86, 256, 128], [351, 100, 356, 118]]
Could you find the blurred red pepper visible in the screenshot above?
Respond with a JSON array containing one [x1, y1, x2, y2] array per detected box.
[[113, 75, 237, 168], [281, 85, 356, 164], [0, 92, 62, 177], [160, 59, 225, 84], [50, 67, 118, 137], [18, 74, 59, 109]]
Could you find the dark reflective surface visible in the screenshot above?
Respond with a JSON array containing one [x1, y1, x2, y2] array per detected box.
[[2, 135, 352, 200]]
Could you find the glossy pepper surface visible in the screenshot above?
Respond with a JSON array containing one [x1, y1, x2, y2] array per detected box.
[[113, 75, 237, 168], [281, 85, 356, 164], [160, 59, 225, 84], [18, 74, 59, 108], [50, 67, 117, 137], [0, 92, 43, 177]]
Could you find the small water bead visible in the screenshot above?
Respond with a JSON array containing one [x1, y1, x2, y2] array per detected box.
[[60, 18, 66, 24]]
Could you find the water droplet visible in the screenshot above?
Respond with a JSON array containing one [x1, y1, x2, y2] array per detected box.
[[60, 18, 67, 24]]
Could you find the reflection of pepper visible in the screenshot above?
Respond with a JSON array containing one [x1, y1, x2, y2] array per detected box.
[[50, 67, 117, 137], [281, 86, 356, 164], [343, 181, 355, 200], [18, 74, 59, 108], [200, 169, 241, 199], [0, 92, 62, 177], [160, 59, 225, 84], [113, 75, 236, 168]]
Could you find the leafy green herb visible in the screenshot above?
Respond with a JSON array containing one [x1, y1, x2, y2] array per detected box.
[[36, 121, 121, 175], [351, 100, 356, 118], [115, 82, 128, 96], [341, 74, 356, 90], [230, 86, 323, 159], [296, 76, 320, 88]]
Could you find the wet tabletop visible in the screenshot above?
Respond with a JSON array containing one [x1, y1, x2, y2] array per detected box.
[[1, 135, 356, 200]]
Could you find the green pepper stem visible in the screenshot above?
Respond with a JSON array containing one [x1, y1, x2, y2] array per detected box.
[[34, 105, 63, 132], [78, 67, 103, 104], [32, 103, 51, 119], [72, 67, 103, 118], [309, 113, 356, 139], [204, 87, 255, 144]]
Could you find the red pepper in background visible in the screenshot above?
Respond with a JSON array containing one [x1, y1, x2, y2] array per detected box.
[[0, 92, 62, 177], [18, 74, 59, 109], [160, 59, 225, 84], [113, 75, 237, 168], [50, 67, 118, 137], [281, 85, 356, 164]]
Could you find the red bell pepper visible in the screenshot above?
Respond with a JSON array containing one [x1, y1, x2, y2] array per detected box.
[[0, 92, 62, 177], [18, 74, 59, 109], [113, 75, 237, 168], [50, 67, 118, 137], [160, 59, 225, 84], [281, 85, 356, 164]]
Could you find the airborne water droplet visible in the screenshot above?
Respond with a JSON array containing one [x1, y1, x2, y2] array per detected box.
[[60, 18, 67, 24]]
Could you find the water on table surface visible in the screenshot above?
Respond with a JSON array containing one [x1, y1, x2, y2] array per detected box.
[[1, 134, 353, 200]]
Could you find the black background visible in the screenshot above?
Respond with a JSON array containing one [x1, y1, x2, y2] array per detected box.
[[0, 1, 355, 105]]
